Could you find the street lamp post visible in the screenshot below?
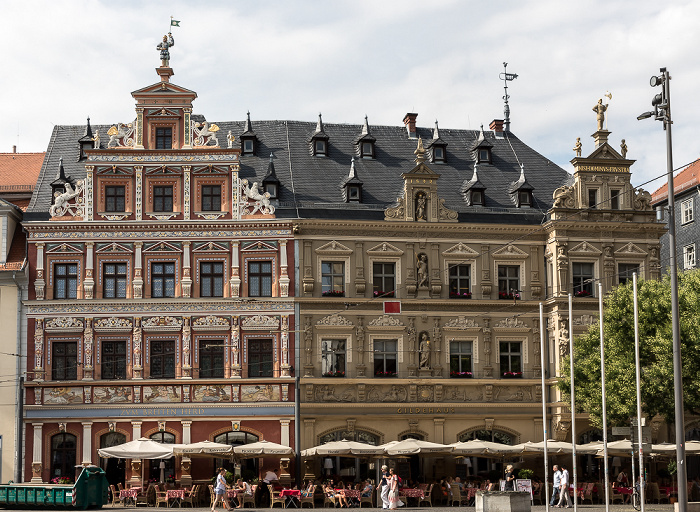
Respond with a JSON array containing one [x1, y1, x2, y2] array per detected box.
[[638, 67, 687, 511]]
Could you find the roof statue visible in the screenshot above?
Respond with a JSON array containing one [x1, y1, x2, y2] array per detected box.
[[157, 32, 174, 67], [573, 137, 582, 157], [592, 98, 608, 131], [620, 139, 628, 158]]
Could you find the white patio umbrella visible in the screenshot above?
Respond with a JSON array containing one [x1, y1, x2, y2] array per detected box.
[[576, 441, 605, 455], [98, 437, 174, 459], [172, 440, 234, 457], [301, 439, 385, 457], [512, 440, 578, 455], [384, 438, 454, 456], [650, 441, 700, 456], [233, 440, 294, 459], [595, 439, 634, 456], [450, 440, 521, 457]]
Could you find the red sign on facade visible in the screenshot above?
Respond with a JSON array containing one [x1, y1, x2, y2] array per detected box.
[[383, 301, 401, 314]]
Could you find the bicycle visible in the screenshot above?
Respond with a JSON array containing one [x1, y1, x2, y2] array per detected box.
[[632, 488, 641, 511]]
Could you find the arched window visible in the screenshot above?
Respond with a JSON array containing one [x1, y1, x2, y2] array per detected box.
[[51, 433, 76, 479], [399, 433, 425, 441], [578, 429, 604, 479], [459, 429, 514, 445], [319, 430, 380, 446], [214, 431, 260, 481], [100, 432, 126, 487], [318, 430, 380, 482], [149, 432, 176, 483]]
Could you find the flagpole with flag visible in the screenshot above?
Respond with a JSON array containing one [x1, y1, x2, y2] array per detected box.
[[170, 16, 180, 30]]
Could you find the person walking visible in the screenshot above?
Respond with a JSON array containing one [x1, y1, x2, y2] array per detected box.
[[504, 465, 515, 491], [550, 465, 562, 507], [211, 468, 229, 512], [380, 465, 390, 509], [557, 464, 571, 508], [387, 468, 403, 509]]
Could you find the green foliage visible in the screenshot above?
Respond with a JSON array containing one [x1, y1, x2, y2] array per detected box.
[[668, 460, 677, 476], [558, 269, 700, 427], [518, 469, 534, 480]]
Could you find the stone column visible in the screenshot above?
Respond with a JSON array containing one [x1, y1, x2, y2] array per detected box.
[[181, 241, 192, 298], [130, 421, 143, 485], [85, 166, 94, 221], [183, 109, 192, 150], [355, 316, 366, 377], [135, 109, 144, 149], [303, 419, 316, 481], [182, 317, 192, 378], [279, 240, 290, 297], [84, 242, 95, 299], [280, 419, 291, 447], [180, 421, 193, 487], [302, 241, 313, 295], [230, 242, 241, 298], [132, 318, 143, 379], [183, 166, 191, 220], [81, 422, 93, 465], [83, 318, 94, 380], [133, 242, 143, 299], [231, 316, 241, 377], [35, 243, 45, 300], [135, 166, 143, 221], [280, 315, 291, 377], [31, 423, 43, 482], [33, 319, 45, 381], [354, 242, 366, 295]]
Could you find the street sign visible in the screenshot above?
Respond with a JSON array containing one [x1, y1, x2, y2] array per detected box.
[[630, 426, 652, 443], [613, 427, 631, 436], [631, 418, 647, 427]]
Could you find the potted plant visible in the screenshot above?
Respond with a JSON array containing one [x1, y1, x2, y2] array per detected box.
[[322, 290, 345, 297], [374, 371, 397, 378], [574, 290, 591, 297], [373, 290, 395, 298], [502, 371, 522, 378], [322, 371, 345, 377], [499, 291, 520, 300], [450, 371, 473, 378], [518, 469, 534, 480], [449, 291, 472, 299]]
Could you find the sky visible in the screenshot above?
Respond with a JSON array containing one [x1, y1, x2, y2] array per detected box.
[[2, 0, 699, 192]]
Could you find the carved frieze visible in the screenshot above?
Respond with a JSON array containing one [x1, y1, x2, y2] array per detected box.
[[367, 315, 405, 329], [193, 315, 230, 331], [142, 316, 182, 331], [316, 314, 354, 328], [45, 317, 84, 332], [94, 317, 133, 332], [241, 314, 279, 330], [443, 316, 480, 330]]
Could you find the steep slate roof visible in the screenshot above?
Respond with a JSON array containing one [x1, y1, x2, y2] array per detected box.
[[651, 158, 700, 205], [27, 118, 571, 223]]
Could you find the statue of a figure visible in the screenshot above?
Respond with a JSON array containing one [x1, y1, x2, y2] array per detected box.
[[417, 253, 428, 288], [573, 137, 582, 157], [93, 130, 100, 149], [415, 193, 426, 220], [157, 32, 175, 66], [419, 332, 431, 369], [620, 139, 628, 158], [227, 130, 234, 149], [592, 98, 608, 131]]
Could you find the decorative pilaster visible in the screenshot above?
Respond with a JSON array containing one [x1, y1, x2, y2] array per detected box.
[[31, 423, 43, 482], [482, 317, 493, 377], [432, 317, 443, 376], [302, 241, 314, 295], [133, 242, 143, 298], [279, 240, 290, 297], [85, 166, 94, 221], [33, 319, 45, 381], [183, 109, 192, 149], [130, 421, 143, 486], [183, 166, 191, 220], [81, 422, 93, 465], [182, 317, 192, 378], [35, 243, 45, 300], [556, 243, 568, 296], [181, 241, 192, 298], [354, 242, 366, 295], [135, 108, 144, 149], [280, 419, 291, 447], [84, 242, 95, 299], [356, 316, 366, 376], [230, 242, 241, 298], [132, 318, 143, 379], [230, 164, 240, 220], [407, 317, 417, 377], [430, 242, 442, 296], [230, 316, 241, 377], [406, 242, 417, 297], [135, 166, 143, 221], [303, 316, 314, 377], [280, 315, 291, 377], [83, 318, 94, 380], [180, 420, 193, 487]]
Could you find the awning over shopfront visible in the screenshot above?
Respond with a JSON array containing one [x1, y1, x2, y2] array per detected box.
[[98, 437, 174, 459]]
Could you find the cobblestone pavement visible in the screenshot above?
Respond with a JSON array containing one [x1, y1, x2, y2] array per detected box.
[[87, 506, 676, 512]]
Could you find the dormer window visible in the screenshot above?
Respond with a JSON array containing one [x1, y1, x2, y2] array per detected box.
[[79, 141, 92, 161], [432, 146, 446, 163], [156, 127, 172, 149], [243, 139, 255, 154], [347, 185, 361, 202], [361, 141, 374, 159], [518, 190, 532, 207], [471, 190, 484, 206], [240, 111, 258, 155], [314, 140, 327, 157], [478, 148, 491, 163], [262, 153, 280, 200], [264, 183, 278, 199]]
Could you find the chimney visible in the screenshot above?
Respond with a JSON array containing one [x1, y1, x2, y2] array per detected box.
[[489, 119, 504, 133], [403, 113, 418, 139], [12, 145, 16, 153]]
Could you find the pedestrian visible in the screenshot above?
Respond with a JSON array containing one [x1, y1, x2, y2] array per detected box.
[[550, 465, 561, 507], [380, 465, 390, 509], [504, 465, 515, 491], [557, 464, 571, 508], [387, 468, 403, 509], [211, 468, 229, 512]]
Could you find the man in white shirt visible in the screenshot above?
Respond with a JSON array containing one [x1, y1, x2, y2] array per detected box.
[[550, 465, 561, 506], [557, 465, 571, 508]]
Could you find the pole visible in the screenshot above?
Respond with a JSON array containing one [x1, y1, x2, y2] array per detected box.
[[633, 273, 645, 511], [599, 282, 610, 512], [568, 294, 577, 511], [539, 303, 550, 512], [662, 68, 687, 511]]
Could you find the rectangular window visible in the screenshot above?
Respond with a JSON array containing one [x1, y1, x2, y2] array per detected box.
[[321, 262, 345, 296], [151, 262, 176, 298], [200, 261, 224, 298], [682, 199, 694, 224], [471, 190, 484, 206], [103, 262, 127, 299], [248, 261, 272, 297], [433, 146, 445, 162], [610, 189, 620, 210], [101, 340, 126, 380], [572, 262, 594, 297], [588, 189, 598, 208], [315, 140, 327, 156], [155, 127, 172, 150], [199, 340, 225, 379], [243, 139, 254, 154], [499, 341, 522, 377], [478, 149, 490, 163], [618, 263, 640, 285], [321, 339, 346, 377], [54, 263, 78, 299], [373, 262, 395, 298], [150, 340, 175, 378], [450, 340, 472, 376], [449, 264, 471, 298], [52, 341, 78, 380], [201, 185, 221, 212], [518, 190, 531, 207], [684, 244, 696, 269], [497, 265, 519, 298], [373, 339, 397, 377], [361, 142, 373, 158], [105, 185, 125, 212], [153, 186, 173, 212], [248, 338, 273, 377]]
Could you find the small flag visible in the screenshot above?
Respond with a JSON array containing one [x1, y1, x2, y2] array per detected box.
[[171, 19, 180, 27]]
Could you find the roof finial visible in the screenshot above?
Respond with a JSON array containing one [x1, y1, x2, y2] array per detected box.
[[85, 117, 93, 138], [414, 137, 426, 164], [316, 113, 324, 133], [361, 115, 370, 135], [472, 163, 479, 181], [499, 62, 518, 133], [348, 157, 357, 179], [433, 120, 440, 140], [56, 157, 66, 180]]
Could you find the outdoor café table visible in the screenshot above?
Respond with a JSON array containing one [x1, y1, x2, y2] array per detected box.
[[167, 489, 185, 507], [120, 488, 138, 507], [399, 488, 424, 506], [280, 489, 301, 508]]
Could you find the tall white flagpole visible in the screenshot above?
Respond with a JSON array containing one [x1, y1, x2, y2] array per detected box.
[[569, 293, 577, 511], [540, 303, 550, 512], [599, 282, 610, 512], [633, 273, 645, 511]]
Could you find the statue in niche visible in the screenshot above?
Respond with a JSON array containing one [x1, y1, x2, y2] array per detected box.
[[592, 98, 608, 131], [415, 192, 427, 221], [157, 33, 175, 66], [417, 253, 428, 288], [419, 331, 431, 369]]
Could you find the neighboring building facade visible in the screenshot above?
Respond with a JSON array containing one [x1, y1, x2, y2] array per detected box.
[[0, 149, 43, 482], [22, 61, 295, 485], [651, 158, 700, 273]]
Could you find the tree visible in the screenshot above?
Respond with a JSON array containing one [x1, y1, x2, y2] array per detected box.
[[558, 268, 700, 428]]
